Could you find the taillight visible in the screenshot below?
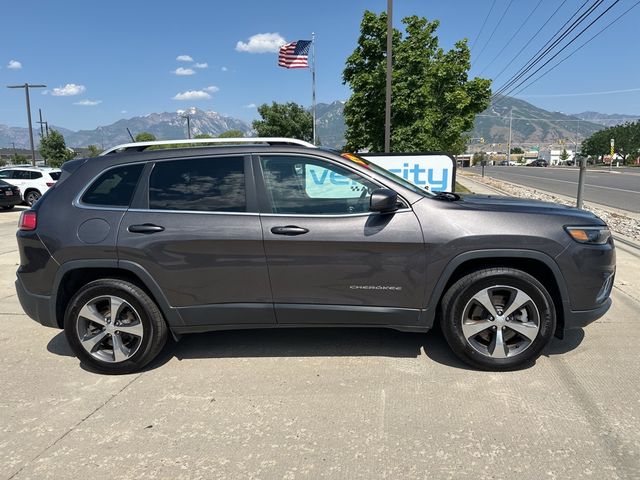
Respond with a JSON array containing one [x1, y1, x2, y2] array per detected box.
[[19, 211, 37, 231], [46, 182, 55, 187]]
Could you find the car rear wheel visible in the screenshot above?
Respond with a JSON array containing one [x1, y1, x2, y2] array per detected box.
[[64, 279, 168, 374], [440, 268, 556, 371], [25, 190, 41, 206]]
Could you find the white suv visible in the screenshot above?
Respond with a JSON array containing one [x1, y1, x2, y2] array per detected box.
[[0, 166, 61, 205]]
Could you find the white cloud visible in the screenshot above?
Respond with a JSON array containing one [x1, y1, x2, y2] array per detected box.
[[236, 33, 286, 53], [194, 62, 208, 69], [244, 103, 257, 108], [74, 99, 102, 106], [221, 66, 228, 72], [203, 85, 219, 93], [172, 90, 212, 101], [41, 90, 49, 95], [172, 67, 196, 76], [121, 110, 127, 114], [176, 54, 194, 62], [7, 60, 22, 69], [51, 84, 86, 96]]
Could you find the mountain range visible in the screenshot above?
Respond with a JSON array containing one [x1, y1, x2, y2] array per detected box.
[[0, 97, 636, 151]]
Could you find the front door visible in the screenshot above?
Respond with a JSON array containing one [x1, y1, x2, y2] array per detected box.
[[256, 154, 426, 326], [118, 155, 274, 327]]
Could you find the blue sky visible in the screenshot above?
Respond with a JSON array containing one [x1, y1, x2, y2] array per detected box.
[[1, 0, 639, 131]]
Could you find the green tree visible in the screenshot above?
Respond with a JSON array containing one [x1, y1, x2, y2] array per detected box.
[[510, 147, 524, 154], [135, 132, 156, 142], [87, 145, 101, 157], [39, 130, 76, 167], [472, 151, 486, 165], [342, 11, 491, 154], [582, 121, 640, 165], [10, 153, 28, 164], [252, 102, 313, 141], [217, 130, 244, 138], [194, 133, 213, 139], [560, 148, 569, 162]]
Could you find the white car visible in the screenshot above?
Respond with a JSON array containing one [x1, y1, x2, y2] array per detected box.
[[0, 166, 61, 205]]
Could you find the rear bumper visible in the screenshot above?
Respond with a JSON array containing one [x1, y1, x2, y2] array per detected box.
[[564, 297, 611, 330], [0, 195, 22, 207], [15, 276, 58, 328]]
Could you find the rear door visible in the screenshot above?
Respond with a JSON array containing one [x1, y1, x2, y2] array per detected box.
[[255, 154, 426, 326], [117, 154, 275, 328]]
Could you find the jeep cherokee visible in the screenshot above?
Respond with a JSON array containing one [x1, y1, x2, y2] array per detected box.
[[15, 138, 615, 373]]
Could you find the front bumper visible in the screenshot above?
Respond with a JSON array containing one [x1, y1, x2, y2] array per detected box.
[[15, 276, 58, 328], [564, 297, 612, 330]]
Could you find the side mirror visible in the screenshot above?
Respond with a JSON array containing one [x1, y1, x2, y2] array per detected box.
[[370, 188, 399, 213]]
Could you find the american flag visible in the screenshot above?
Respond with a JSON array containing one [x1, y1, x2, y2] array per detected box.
[[278, 40, 311, 69]]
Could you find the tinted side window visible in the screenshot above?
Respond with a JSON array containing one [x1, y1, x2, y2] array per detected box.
[[49, 172, 61, 181], [260, 156, 378, 215], [13, 170, 31, 180], [0, 170, 13, 179], [149, 157, 246, 212], [82, 164, 144, 207], [30, 171, 43, 179]]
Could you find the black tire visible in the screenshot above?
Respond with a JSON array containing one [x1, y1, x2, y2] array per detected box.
[[440, 268, 556, 371], [25, 190, 41, 206], [64, 279, 168, 374]]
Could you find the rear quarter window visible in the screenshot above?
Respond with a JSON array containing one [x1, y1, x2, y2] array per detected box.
[[81, 164, 144, 207], [49, 172, 61, 181]]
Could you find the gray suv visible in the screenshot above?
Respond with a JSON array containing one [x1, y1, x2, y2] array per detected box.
[[15, 138, 615, 373]]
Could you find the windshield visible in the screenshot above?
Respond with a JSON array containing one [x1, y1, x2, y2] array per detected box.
[[340, 152, 435, 197]]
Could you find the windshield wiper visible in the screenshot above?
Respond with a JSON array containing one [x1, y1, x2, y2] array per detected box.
[[432, 191, 461, 201]]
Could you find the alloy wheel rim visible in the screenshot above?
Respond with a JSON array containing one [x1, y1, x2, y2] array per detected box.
[[76, 295, 144, 363], [461, 285, 540, 359]]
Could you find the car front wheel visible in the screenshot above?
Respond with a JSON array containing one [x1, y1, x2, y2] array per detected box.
[[440, 268, 556, 371], [64, 279, 168, 374]]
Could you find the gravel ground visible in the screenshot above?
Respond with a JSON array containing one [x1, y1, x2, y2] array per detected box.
[[460, 173, 640, 243]]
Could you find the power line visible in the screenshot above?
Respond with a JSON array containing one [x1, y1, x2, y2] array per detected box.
[[474, 0, 515, 64], [493, 0, 601, 99], [510, 0, 640, 97], [478, 0, 544, 76], [471, 0, 497, 51], [476, 114, 635, 122], [496, 0, 624, 100], [491, 0, 569, 83], [517, 87, 640, 97]]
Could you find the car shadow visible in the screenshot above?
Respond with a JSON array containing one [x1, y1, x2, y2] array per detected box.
[[46, 326, 586, 374], [0, 205, 29, 213]]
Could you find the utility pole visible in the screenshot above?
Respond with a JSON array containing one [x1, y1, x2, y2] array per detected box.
[[384, 0, 393, 153], [507, 107, 513, 164], [7, 83, 47, 166], [37, 108, 45, 139], [180, 113, 192, 139]]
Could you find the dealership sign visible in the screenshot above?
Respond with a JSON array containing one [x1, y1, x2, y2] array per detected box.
[[361, 153, 456, 192]]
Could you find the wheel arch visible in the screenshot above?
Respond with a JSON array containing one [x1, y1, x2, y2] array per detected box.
[[423, 249, 569, 338], [52, 260, 183, 329]]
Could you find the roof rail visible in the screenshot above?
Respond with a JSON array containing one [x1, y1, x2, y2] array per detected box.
[[99, 137, 316, 156]]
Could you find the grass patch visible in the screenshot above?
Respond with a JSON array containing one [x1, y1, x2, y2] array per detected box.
[[455, 181, 471, 193]]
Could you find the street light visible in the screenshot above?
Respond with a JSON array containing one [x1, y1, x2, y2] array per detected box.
[[7, 83, 46, 166]]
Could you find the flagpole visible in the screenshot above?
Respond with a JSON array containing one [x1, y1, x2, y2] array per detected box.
[[311, 32, 316, 145]]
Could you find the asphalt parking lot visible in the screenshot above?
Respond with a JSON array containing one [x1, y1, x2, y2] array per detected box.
[[1, 206, 639, 479]]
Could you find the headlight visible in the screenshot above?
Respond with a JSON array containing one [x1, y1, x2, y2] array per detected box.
[[565, 226, 611, 245]]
